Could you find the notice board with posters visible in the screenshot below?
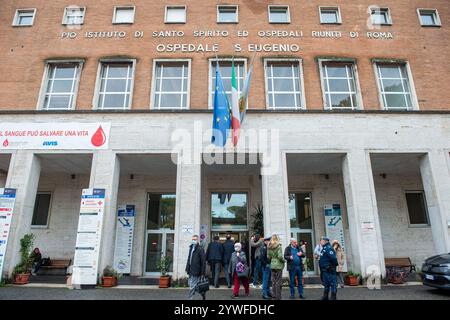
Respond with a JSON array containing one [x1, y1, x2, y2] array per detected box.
[[324, 204, 348, 272], [72, 189, 106, 286], [113, 205, 135, 274], [0, 188, 16, 282]]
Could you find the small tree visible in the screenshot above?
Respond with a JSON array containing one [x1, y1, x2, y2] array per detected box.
[[157, 254, 173, 277], [251, 204, 264, 235], [13, 233, 35, 275]]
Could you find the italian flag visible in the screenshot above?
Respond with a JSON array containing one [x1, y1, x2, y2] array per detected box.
[[231, 60, 241, 146]]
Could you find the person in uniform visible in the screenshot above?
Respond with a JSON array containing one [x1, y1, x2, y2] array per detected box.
[[318, 236, 338, 300]]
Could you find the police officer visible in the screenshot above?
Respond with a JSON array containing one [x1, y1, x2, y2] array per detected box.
[[319, 236, 338, 300]]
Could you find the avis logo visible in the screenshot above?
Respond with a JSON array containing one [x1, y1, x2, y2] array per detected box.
[[43, 141, 58, 146]]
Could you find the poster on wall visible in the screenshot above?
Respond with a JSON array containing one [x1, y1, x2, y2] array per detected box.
[[0, 123, 111, 150], [72, 188, 106, 286], [200, 225, 208, 246], [0, 188, 16, 282], [113, 205, 135, 274], [324, 204, 348, 272]]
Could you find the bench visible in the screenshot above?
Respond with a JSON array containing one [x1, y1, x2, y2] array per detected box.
[[385, 257, 416, 284], [39, 259, 72, 276]]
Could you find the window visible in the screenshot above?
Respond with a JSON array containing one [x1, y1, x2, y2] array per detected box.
[[39, 61, 83, 110], [31, 193, 51, 227], [217, 5, 238, 23], [113, 6, 135, 24], [418, 9, 441, 27], [63, 6, 85, 25], [152, 60, 190, 109], [209, 59, 246, 108], [95, 61, 135, 110], [13, 9, 36, 26], [268, 5, 290, 24], [320, 7, 341, 24], [211, 193, 248, 231], [405, 192, 429, 226], [265, 59, 305, 109], [147, 194, 176, 230], [320, 61, 361, 110], [165, 6, 186, 23], [370, 8, 392, 25], [375, 63, 415, 110]]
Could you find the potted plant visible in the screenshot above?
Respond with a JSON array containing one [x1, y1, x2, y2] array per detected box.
[[157, 254, 173, 288], [345, 271, 360, 286], [102, 266, 119, 287], [13, 233, 35, 285]]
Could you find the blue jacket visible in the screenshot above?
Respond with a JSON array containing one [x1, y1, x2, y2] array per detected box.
[[222, 240, 235, 264], [206, 241, 224, 263], [319, 243, 338, 273]]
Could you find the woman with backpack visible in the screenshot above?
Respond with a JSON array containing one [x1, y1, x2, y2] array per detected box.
[[268, 234, 285, 300], [228, 242, 250, 299]]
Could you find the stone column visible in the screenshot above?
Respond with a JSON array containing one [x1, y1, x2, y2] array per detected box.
[[3, 151, 41, 277], [172, 159, 202, 280], [261, 152, 290, 251], [419, 151, 450, 254], [342, 151, 385, 278], [89, 151, 120, 274]]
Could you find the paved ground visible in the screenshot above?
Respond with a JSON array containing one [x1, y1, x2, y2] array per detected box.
[[1, 284, 450, 300]]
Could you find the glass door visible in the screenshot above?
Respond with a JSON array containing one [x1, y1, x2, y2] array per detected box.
[[289, 192, 316, 275], [144, 194, 175, 276]]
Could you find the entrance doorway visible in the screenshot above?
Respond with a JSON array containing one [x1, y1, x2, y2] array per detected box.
[[289, 192, 316, 275], [144, 194, 175, 276]]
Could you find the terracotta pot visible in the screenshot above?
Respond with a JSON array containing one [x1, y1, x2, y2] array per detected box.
[[14, 273, 31, 285], [345, 275, 359, 286], [159, 275, 171, 288], [102, 276, 118, 287]]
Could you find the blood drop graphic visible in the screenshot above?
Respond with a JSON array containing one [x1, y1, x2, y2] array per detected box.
[[3, 139, 9, 147], [91, 126, 106, 147]]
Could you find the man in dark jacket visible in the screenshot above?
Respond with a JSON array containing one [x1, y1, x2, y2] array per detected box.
[[284, 238, 305, 299], [206, 235, 224, 288], [222, 234, 235, 288], [186, 235, 206, 300], [319, 236, 338, 300], [260, 237, 272, 299]]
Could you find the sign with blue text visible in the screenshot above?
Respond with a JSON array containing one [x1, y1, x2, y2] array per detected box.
[[0, 188, 17, 282], [324, 204, 348, 272], [72, 189, 106, 286], [113, 205, 135, 274]]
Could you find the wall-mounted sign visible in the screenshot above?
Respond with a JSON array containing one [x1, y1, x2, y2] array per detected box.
[[113, 205, 135, 274], [361, 221, 375, 231], [72, 189, 106, 286], [0, 123, 111, 150], [0, 188, 16, 282], [324, 204, 348, 272]]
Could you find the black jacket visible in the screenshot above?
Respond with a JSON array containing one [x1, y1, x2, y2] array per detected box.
[[259, 245, 270, 267], [284, 245, 305, 271], [185, 244, 206, 277], [206, 241, 224, 263], [222, 240, 235, 264]]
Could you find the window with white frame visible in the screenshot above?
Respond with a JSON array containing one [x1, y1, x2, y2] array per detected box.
[[269, 6, 290, 24], [321, 61, 360, 110], [405, 191, 429, 225], [63, 6, 85, 25], [152, 60, 190, 109], [217, 5, 238, 23], [370, 7, 391, 25], [320, 7, 341, 24], [95, 61, 135, 110], [209, 59, 245, 108], [40, 62, 83, 110], [418, 9, 441, 27], [165, 6, 186, 23], [265, 60, 304, 109], [376, 63, 415, 110], [113, 6, 135, 24], [31, 193, 52, 227], [13, 9, 36, 26]]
